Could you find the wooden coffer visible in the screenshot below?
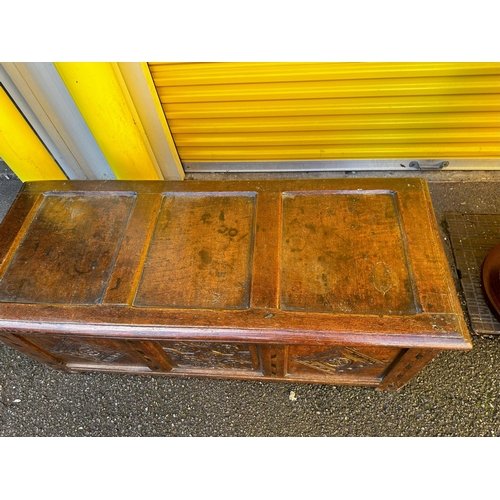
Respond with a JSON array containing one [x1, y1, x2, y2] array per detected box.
[[0, 179, 471, 391]]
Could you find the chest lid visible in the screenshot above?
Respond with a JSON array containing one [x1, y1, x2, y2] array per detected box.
[[0, 178, 471, 350]]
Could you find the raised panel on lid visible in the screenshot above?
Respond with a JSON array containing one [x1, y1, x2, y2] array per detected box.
[[280, 190, 418, 314], [134, 192, 256, 309], [0, 193, 135, 305]]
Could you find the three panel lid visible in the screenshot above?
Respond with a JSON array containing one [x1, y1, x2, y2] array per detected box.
[[0, 179, 471, 349]]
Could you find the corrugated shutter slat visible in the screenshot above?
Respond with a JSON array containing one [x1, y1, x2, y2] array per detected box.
[[148, 62, 500, 163]]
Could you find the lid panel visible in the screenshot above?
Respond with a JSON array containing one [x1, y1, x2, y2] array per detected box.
[[280, 190, 417, 314], [0, 193, 135, 305], [134, 192, 256, 309]]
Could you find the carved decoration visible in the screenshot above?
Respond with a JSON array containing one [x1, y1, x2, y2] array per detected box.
[[372, 261, 400, 297], [162, 342, 253, 370], [52, 337, 124, 363], [293, 347, 386, 374]]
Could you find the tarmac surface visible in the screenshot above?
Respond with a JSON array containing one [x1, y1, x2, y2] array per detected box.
[[1, 161, 500, 437]]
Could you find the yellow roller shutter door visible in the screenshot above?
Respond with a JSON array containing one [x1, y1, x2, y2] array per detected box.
[[148, 62, 500, 164]]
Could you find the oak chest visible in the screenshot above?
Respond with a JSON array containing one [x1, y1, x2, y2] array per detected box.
[[0, 178, 471, 390]]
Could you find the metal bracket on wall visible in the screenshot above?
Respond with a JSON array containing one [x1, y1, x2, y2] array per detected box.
[[408, 160, 450, 171]]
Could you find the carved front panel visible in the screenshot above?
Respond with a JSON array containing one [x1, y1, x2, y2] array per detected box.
[[288, 344, 401, 380], [52, 337, 124, 363], [280, 191, 417, 314], [161, 341, 258, 371], [22, 334, 141, 367]]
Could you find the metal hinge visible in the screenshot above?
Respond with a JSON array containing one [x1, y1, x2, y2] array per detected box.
[[408, 160, 450, 171]]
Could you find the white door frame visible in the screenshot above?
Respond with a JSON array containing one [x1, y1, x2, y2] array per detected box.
[[1, 62, 185, 180]]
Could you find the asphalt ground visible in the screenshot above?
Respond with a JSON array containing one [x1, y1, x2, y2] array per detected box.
[[1, 164, 500, 440]]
